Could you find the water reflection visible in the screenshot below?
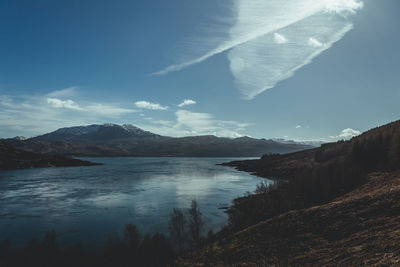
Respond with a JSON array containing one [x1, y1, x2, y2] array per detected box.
[[0, 157, 270, 248]]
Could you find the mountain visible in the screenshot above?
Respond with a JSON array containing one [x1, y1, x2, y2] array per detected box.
[[5, 124, 313, 157], [178, 120, 400, 265], [0, 140, 100, 170], [32, 123, 159, 143]]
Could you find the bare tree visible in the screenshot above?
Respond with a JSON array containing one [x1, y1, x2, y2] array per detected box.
[[188, 200, 203, 248], [169, 208, 186, 252], [124, 223, 141, 249]]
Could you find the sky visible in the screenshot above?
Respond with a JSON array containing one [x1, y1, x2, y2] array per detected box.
[[0, 0, 399, 141]]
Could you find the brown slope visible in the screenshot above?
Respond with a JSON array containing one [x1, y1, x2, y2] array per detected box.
[[178, 171, 400, 266], [177, 120, 400, 266]]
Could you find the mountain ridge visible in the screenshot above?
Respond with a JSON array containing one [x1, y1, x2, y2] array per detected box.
[[4, 123, 313, 157]]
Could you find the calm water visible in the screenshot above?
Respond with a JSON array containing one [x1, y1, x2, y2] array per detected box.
[[0, 157, 269, 248]]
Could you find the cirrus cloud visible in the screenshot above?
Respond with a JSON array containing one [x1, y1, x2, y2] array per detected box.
[[155, 0, 363, 99]]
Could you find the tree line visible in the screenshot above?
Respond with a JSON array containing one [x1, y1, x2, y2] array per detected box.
[[0, 200, 207, 267]]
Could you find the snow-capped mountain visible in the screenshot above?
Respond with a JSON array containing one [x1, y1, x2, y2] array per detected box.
[[6, 123, 313, 157], [32, 123, 159, 143]]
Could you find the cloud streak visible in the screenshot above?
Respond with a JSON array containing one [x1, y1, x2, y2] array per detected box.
[[134, 101, 168, 110], [177, 99, 196, 107], [155, 0, 363, 99]]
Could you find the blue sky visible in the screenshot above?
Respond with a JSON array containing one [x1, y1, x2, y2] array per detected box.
[[0, 0, 399, 141]]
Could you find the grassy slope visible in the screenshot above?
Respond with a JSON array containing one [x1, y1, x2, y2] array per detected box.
[[178, 120, 400, 266], [179, 171, 400, 266]]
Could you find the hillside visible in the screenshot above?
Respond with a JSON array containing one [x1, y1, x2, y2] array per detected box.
[[224, 120, 400, 177], [178, 120, 400, 265], [5, 124, 313, 157], [178, 171, 400, 266], [0, 140, 100, 170]]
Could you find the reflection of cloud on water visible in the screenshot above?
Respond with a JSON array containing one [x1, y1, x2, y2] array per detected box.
[[0, 157, 266, 246]]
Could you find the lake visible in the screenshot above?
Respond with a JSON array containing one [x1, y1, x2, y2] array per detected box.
[[0, 157, 270, 248]]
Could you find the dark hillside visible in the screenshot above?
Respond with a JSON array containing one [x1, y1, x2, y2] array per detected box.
[[224, 120, 400, 230], [178, 171, 400, 266], [0, 140, 99, 170], [178, 120, 400, 265]]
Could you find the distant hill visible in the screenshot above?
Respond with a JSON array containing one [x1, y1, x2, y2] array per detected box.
[[0, 140, 99, 170], [178, 120, 400, 265], [5, 124, 313, 157]]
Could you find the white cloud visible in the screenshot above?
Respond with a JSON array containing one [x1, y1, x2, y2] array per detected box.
[[155, 0, 363, 99], [85, 104, 137, 116], [177, 99, 196, 107], [308, 37, 324, 47], [338, 128, 361, 139], [273, 33, 288, 44], [296, 125, 302, 129], [324, 0, 364, 14], [328, 128, 361, 140], [47, 98, 83, 110], [134, 101, 168, 110], [46, 97, 136, 116], [0, 89, 249, 138], [0, 92, 137, 137], [46, 86, 79, 98], [138, 110, 249, 138]]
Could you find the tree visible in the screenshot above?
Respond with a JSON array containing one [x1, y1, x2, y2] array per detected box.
[[188, 200, 203, 248], [169, 208, 186, 252], [124, 223, 141, 249]]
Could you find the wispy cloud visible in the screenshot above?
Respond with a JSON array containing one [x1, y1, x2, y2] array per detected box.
[[155, 0, 363, 99], [0, 90, 137, 137], [177, 99, 196, 107], [144, 117, 174, 126], [134, 101, 168, 110], [85, 104, 137, 116], [46, 98, 83, 111], [0, 88, 249, 138], [296, 125, 302, 129], [46, 97, 136, 116], [140, 110, 250, 138], [46, 86, 79, 98]]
